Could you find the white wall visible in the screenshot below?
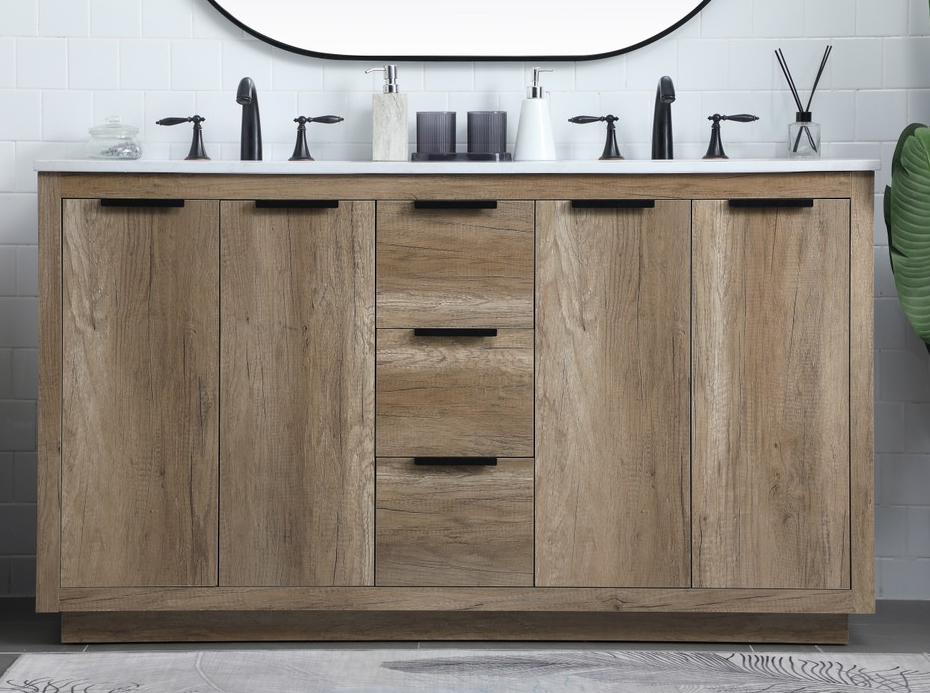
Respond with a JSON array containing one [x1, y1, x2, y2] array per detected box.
[[1, 0, 929, 599]]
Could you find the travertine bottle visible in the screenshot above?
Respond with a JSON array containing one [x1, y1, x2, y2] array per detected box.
[[365, 65, 408, 161]]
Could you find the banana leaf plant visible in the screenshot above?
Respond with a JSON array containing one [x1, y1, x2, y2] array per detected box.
[[884, 123, 930, 353]]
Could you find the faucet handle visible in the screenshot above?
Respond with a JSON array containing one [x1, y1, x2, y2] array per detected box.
[[569, 115, 622, 161], [295, 115, 345, 126], [156, 115, 209, 161], [290, 115, 345, 161], [704, 113, 759, 160]]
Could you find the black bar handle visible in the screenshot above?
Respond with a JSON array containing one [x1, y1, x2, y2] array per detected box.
[[571, 199, 656, 209], [728, 198, 814, 208], [414, 457, 498, 466], [414, 200, 498, 210], [100, 199, 184, 208], [255, 200, 339, 209], [413, 328, 498, 337]]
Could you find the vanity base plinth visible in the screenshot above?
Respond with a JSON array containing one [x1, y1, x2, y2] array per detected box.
[[61, 611, 849, 644]]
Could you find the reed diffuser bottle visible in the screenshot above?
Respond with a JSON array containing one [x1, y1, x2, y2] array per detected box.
[[789, 111, 821, 158], [776, 46, 831, 159]]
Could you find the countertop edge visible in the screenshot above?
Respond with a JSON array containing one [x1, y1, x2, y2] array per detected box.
[[35, 159, 882, 175]]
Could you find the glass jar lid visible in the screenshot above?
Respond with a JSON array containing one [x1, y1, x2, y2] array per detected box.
[[88, 116, 139, 137]]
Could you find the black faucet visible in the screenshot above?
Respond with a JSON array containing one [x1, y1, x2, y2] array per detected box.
[[652, 76, 676, 160], [236, 77, 262, 161]]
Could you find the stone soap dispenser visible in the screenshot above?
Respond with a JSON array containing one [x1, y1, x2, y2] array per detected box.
[[514, 67, 556, 161], [365, 65, 408, 161]]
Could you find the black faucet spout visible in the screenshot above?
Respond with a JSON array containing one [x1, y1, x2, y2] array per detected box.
[[237, 77, 262, 161], [652, 76, 676, 160]]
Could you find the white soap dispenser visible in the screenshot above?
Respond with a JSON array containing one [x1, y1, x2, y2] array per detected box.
[[514, 67, 556, 161], [365, 65, 409, 161]]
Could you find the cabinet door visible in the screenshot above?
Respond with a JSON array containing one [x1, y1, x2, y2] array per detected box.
[[536, 200, 691, 588], [692, 199, 850, 590], [61, 199, 219, 587], [219, 201, 375, 587]]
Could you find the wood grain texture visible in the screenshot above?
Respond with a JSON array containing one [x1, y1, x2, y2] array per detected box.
[[59, 172, 855, 203], [61, 611, 848, 644], [37, 173, 62, 612], [692, 199, 851, 590], [535, 200, 691, 588], [60, 199, 219, 587], [376, 458, 534, 586], [376, 329, 534, 457], [850, 171, 876, 613], [376, 201, 534, 328], [219, 201, 375, 587], [57, 585, 855, 614]]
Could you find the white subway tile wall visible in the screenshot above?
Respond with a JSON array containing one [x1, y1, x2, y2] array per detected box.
[[0, 0, 928, 599]]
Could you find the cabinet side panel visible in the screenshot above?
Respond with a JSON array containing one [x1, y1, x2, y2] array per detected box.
[[535, 200, 691, 588], [692, 199, 850, 590], [850, 172, 875, 612], [37, 173, 62, 611], [61, 200, 220, 587], [220, 201, 375, 587]]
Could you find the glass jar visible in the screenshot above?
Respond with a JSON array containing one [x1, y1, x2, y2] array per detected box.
[[85, 116, 142, 159], [788, 111, 821, 158]]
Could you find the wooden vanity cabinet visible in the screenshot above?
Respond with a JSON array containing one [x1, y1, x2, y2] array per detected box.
[[37, 171, 874, 644], [60, 199, 220, 588], [535, 200, 691, 588], [219, 201, 375, 587], [692, 199, 851, 590]]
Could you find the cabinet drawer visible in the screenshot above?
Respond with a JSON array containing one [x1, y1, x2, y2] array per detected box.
[[376, 328, 533, 457], [376, 458, 534, 586], [376, 200, 534, 328]]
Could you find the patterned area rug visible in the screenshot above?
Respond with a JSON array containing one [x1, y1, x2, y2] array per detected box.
[[3, 650, 930, 692]]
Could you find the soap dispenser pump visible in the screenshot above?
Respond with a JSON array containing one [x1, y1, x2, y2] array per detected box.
[[365, 65, 408, 161], [514, 67, 556, 161]]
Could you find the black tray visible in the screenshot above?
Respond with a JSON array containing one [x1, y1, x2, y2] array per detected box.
[[411, 152, 513, 162]]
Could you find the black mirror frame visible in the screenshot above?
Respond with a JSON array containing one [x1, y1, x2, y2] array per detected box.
[[206, 0, 714, 62]]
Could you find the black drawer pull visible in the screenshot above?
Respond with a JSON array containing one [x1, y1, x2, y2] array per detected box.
[[728, 198, 814, 208], [100, 198, 184, 208], [571, 199, 656, 209], [414, 200, 498, 210], [414, 457, 498, 466], [413, 328, 498, 337], [255, 200, 339, 209]]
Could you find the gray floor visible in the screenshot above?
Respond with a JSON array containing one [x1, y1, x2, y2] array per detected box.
[[1, 599, 928, 678]]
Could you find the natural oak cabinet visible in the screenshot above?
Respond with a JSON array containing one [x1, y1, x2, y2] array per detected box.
[[38, 170, 874, 644], [61, 199, 219, 588], [219, 201, 375, 587], [692, 199, 851, 590], [536, 200, 691, 588]]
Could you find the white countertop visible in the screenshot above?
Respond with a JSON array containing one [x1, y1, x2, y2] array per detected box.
[[35, 159, 881, 175]]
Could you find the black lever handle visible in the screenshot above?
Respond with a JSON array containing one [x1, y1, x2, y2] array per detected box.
[[295, 115, 344, 125], [100, 199, 184, 208], [718, 114, 760, 123], [728, 198, 814, 208], [414, 457, 498, 466], [571, 199, 655, 209], [255, 200, 339, 209], [414, 200, 498, 210], [568, 115, 609, 124], [413, 328, 498, 337]]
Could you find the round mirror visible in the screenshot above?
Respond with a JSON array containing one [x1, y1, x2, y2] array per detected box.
[[208, 0, 713, 61]]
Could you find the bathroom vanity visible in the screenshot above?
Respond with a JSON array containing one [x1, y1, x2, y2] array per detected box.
[[36, 159, 876, 643]]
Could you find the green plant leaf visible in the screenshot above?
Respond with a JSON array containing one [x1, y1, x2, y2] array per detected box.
[[887, 123, 930, 348]]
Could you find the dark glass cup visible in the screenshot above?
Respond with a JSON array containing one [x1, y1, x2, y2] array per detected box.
[[416, 111, 456, 154], [467, 111, 507, 154]]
